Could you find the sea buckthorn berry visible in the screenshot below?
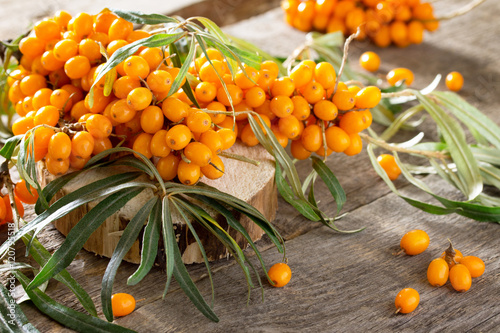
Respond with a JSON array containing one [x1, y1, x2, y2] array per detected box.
[[195, 82, 217, 103], [408, 21, 424, 44], [217, 128, 237, 150], [290, 61, 314, 88], [267, 263, 292, 288], [162, 97, 189, 122], [34, 105, 60, 127], [377, 154, 401, 181], [149, 130, 171, 158], [387, 68, 414, 87], [278, 115, 302, 139], [339, 111, 364, 134], [458, 256, 485, 278], [270, 96, 294, 118], [314, 62, 336, 89], [12, 116, 34, 136], [132, 133, 153, 159], [343, 133, 363, 156], [34, 20, 61, 41], [427, 258, 450, 287], [72, 12, 93, 38], [201, 154, 224, 180], [147, 70, 173, 93], [53, 39, 78, 62], [111, 99, 137, 123], [245, 86, 266, 108], [240, 124, 260, 147], [359, 51, 381, 72], [332, 89, 356, 111], [399, 230, 429, 255], [127, 87, 153, 111], [291, 139, 311, 160], [355, 86, 381, 109], [216, 84, 243, 107], [269, 124, 288, 148], [261, 60, 279, 78], [71, 100, 89, 121], [111, 293, 135, 317], [325, 126, 351, 153], [301, 124, 323, 152], [360, 110, 373, 129], [301, 81, 325, 104], [108, 18, 134, 41], [257, 69, 276, 91], [184, 142, 213, 167], [199, 60, 226, 82], [20, 74, 47, 96], [235, 66, 260, 90], [48, 132, 72, 161], [94, 11, 118, 34], [41, 50, 64, 72], [50, 89, 73, 112], [8, 81, 25, 105], [271, 77, 295, 97], [19, 37, 46, 58], [200, 130, 223, 154], [127, 30, 152, 44], [389, 21, 409, 47], [140, 105, 164, 134], [291, 95, 310, 121], [34, 127, 55, 150], [0, 196, 6, 221], [31, 56, 50, 76], [124, 56, 150, 80], [166, 124, 192, 150], [139, 47, 163, 70], [3, 195, 25, 222], [113, 76, 141, 99], [177, 160, 201, 185], [86, 114, 112, 139], [79, 39, 102, 63], [186, 110, 212, 133], [449, 264, 472, 292], [107, 40, 128, 56], [205, 102, 227, 125], [395, 288, 419, 314], [65, 56, 91, 79], [445, 72, 464, 92], [85, 88, 112, 114], [314, 100, 338, 121], [14, 180, 39, 205], [71, 131, 95, 159], [156, 154, 179, 181], [92, 137, 112, 155]]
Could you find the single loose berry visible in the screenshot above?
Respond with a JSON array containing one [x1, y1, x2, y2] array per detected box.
[[399, 229, 429, 255], [395, 288, 419, 314], [445, 72, 464, 92], [267, 263, 292, 288], [111, 293, 136, 317]]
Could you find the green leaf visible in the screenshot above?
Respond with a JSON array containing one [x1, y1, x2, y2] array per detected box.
[[161, 196, 176, 297], [415, 91, 482, 200], [433, 91, 500, 149], [202, 35, 261, 71], [28, 188, 145, 291], [92, 33, 185, 94], [21, 234, 98, 317], [311, 156, 346, 214], [102, 197, 157, 322], [112, 9, 178, 25], [35, 170, 83, 214], [168, 41, 199, 107], [472, 147, 500, 166], [0, 282, 39, 333], [0, 134, 22, 159], [0, 172, 145, 257], [171, 222, 219, 322], [14, 272, 137, 333], [479, 162, 500, 189], [128, 198, 161, 285]]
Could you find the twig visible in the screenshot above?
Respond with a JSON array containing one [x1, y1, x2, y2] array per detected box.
[[380, 90, 414, 99], [333, 28, 360, 94], [436, 0, 486, 21], [359, 132, 448, 159]]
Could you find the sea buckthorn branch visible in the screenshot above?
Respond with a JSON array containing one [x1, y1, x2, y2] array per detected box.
[[359, 132, 448, 160], [435, 0, 486, 21], [333, 28, 360, 95], [380, 90, 415, 99]]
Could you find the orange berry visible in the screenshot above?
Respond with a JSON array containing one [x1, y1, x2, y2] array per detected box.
[[458, 256, 485, 278], [427, 258, 449, 287], [50, 89, 73, 112], [166, 124, 192, 150], [12, 116, 34, 136], [113, 76, 141, 100], [132, 133, 153, 159], [217, 128, 237, 150], [3, 195, 25, 222], [195, 82, 217, 103], [72, 12, 93, 38], [127, 87, 152, 111], [449, 264, 472, 292], [0, 196, 6, 221], [301, 124, 323, 152], [86, 114, 112, 139], [271, 77, 295, 97], [235, 66, 260, 90], [245, 86, 266, 108], [14, 180, 39, 205], [53, 39, 78, 62], [290, 61, 314, 88], [201, 154, 224, 180], [177, 160, 201, 185], [395, 288, 419, 314], [108, 18, 134, 41], [71, 131, 95, 159], [270, 96, 294, 118], [48, 132, 72, 161], [332, 89, 356, 111], [79, 39, 102, 63], [314, 62, 336, 89], [387, 68, 414, 86], [359, 51, 381, 72], [140, 105, 164, 134], [291, 96, 310, 121], [92, 137, 112, 155], [325, 126, 351, 153], [34, 105, 60, 127], [267, 263, 292, 288], [216, 84, 243, 107], [343, 133, 363, 156], [34, 20, 61, 41], [377, 154, 401, 180], [445, 72, 464, 92], [301, 81, 325, 104], [139, 47, 163, 70], [400, 230, 429, 255], [184, 142, 213, 167], [290, 139, 311, 160], [278, 115, 302, 139], [106, 40, 128, 56], [408, 21, 425, 44], [240, 124, 260, 147], [200, 130, 223, 154], [162, 97, 189, 123], [111, 99, 137, 123], [155, 154, 179, 181], [64, 56, 91, 79], [94, 11, 118, 34], [147, 70, 173, 93], [123, 56, 150, 80], [20, 74, 47, 96], [313, 100, 338, 121], [19, 37, 46, 58], [355, 86, 381, 109], [186, 110, 212, 133], [111, 293, 135, 317], [199, 60, 226, 82]]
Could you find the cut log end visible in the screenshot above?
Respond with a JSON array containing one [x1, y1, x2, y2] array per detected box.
[[38, 142, 277, 265]]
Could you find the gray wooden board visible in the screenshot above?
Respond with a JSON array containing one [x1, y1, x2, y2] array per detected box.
[[1, 0, 500, 331]]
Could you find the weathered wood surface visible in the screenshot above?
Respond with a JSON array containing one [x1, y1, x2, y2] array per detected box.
[[1, 0, 500, 332], [38, 143, 276, 264]]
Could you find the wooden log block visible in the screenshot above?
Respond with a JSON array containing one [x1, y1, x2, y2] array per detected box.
[[37, 142, 277, 265]]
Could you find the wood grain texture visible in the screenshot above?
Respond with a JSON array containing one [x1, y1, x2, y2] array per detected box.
[[1, 0, 499, 331]]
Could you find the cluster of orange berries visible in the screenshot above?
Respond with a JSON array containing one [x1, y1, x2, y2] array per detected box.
[[281, 0, 439, 47], [0, 180, 37, 226], [190, 56, 381, 160], [394, 230, 486, 314], [7, 10, 240, 185]]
